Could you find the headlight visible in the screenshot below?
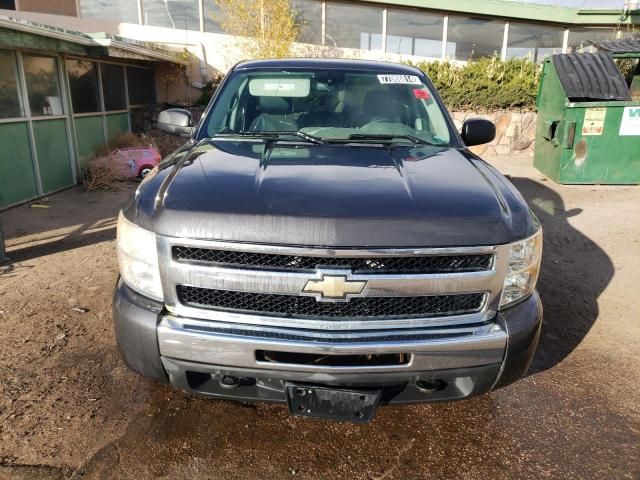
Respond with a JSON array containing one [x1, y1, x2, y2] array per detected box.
[[116, 212, 163, 301], [499, 229, 543, 309]]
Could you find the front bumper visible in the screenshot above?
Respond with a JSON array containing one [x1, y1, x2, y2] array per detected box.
[[113, 279, 542, 405]]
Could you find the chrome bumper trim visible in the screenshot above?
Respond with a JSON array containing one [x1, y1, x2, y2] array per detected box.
[[157, 315, 507, 373]]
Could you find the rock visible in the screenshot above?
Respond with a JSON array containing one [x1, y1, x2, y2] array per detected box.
[[469, 144, 488, 156], [522, 111, 536, 130], [494, 144, 511, 155], [513, 139, 533, 151], [489, 134, 502, 146], [510, 112, 523, 123], [499, 134, 511, 145], [506, 123, 520, 138], [453, 119, 463, 131], [71, 306, 89, 314], [522, 121, 537, 142], [494, 113, 511, 134]]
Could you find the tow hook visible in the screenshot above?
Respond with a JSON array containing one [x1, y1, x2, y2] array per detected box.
[[219, 375, 241, 390], [415, 379, 447, 393]]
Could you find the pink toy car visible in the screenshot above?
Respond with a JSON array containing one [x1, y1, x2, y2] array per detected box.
[[112, 147, 161, 179]]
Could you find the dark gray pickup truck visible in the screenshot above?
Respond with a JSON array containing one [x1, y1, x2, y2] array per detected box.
[[113, 59, 542, 422]]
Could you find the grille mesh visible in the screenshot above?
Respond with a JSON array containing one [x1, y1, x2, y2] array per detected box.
[[173, 247, 492, 274], [177, 286, 485, 319]]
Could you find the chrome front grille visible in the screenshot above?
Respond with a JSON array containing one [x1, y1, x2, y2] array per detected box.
[[177, 286, 486, 319], [157, 238, 510, 331], [172, 246, 493, 274]]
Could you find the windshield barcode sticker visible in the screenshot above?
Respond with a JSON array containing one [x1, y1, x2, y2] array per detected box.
[[377, 74, 421, 85]]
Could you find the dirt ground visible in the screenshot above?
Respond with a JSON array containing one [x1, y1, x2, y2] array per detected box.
[[0, 156, 638, 479]]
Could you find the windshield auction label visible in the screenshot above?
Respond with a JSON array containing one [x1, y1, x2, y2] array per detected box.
[[377, 74, 421, 85]]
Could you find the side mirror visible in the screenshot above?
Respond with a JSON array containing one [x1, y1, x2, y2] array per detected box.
[[157, 108, 194, 138], [460, 118, 496, 147]]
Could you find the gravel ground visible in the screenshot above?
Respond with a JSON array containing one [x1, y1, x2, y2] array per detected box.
[[0, 156, 638, 479]]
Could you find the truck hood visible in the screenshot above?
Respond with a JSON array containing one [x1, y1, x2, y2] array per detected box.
[[136, 140, 534, 247]]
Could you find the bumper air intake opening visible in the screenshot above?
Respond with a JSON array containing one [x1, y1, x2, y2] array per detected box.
[[256, 351, 410, 367]]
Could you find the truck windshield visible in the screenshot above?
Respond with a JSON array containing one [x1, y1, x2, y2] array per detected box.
[[201, 69, 452, 146]]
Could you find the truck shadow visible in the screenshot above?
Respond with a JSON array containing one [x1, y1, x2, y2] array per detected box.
[[507, 177, 614, 375], [0, 185, 135, 264]]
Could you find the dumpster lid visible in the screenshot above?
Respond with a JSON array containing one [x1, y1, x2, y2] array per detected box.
[[589, 37, 640, 55], [552, 53, 631, 102]]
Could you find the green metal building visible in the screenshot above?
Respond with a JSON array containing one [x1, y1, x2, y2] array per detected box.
[[0, 17, 181, 209]]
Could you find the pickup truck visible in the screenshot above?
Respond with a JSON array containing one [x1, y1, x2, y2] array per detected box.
[[113, 59, 543, 422]]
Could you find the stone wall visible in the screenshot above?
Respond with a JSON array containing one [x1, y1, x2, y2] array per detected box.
[[451, 111, 537, 156]]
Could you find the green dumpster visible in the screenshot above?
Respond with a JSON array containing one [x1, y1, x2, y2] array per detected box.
[[534, 51, 640, 184]]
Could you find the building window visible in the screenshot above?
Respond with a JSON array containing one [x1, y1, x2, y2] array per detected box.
[[447, 15, 505, 61], [386, 8, 444, 58], [19, 0, 77, 16], [0, 0, 15, 10], [78, 0, 139, 23], [0, 50, 23, 119], [100, 63, 126, 111], [204, 2, 223, 33], [568, 27, 618, 53], [126, 67, 156, 105], [66, 59, 101, 113], [142, 0, 199, 31], [507, 22, 564, 63], [291, 0, 322, 45], [22, 54, 63, 116], [325, 2, 383, 50]]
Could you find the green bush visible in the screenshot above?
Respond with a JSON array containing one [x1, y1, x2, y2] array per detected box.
[[616, 58, 639, 85], [196, 74, 225, 107], [410, 57, 540, 111]]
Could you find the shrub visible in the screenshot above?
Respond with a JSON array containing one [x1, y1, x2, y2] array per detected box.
[[82, 131, 186, 191], [410, 57, 540, 111], [616, 58, 639, 85], [91, 132, 150, 158], [82, 155, 128, 191], [196, 74, 225, 106]]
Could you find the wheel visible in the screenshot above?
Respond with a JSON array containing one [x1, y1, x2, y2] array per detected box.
[[138, 166, 153, 179]]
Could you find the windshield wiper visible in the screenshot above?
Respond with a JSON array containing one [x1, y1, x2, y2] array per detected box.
[[214, 131, 326, 145], [266, 130, 327, 145], [345, 134, 432, 145]]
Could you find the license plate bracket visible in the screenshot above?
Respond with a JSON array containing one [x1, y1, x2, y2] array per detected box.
[[285, 383, 382, 423]]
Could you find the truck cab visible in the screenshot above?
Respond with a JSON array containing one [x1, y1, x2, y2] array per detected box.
[[113, 59, 542, 422]]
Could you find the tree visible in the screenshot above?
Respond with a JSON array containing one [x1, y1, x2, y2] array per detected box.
[[213, 0, 299, 59]]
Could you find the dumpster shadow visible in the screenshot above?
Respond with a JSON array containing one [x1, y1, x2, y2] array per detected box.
[[508, 177, 614, 374]]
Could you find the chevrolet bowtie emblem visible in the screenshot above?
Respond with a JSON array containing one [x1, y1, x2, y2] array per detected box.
[[303, 274, 366, 301]]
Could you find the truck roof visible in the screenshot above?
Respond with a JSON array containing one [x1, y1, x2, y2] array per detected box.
[[233, 58, 423, 75]]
